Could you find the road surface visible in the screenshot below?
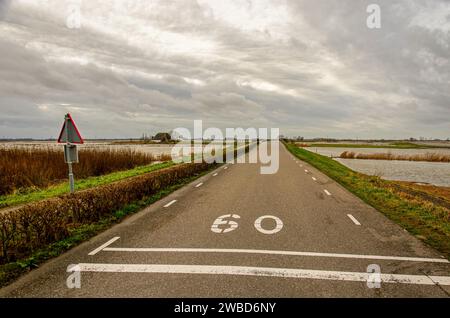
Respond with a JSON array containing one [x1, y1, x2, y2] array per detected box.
[[1, 143, 449, 297]]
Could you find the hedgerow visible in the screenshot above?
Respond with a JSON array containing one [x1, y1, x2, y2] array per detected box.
[[0, 162, 212, 263]]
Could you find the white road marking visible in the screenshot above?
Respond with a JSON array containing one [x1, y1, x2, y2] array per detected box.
[[347, 214, 361, 226], [312, 177, 317, 181], [254, 215, 284, 235], [213, 173, 218, 177], [88, 237, 120, 256], [195, 183, 203, 188], [224, 166, 228, 170], [164, 200, 177, 208], [304, 169, 309, 173], [101, 247, 449, 263], [324, 190, 332, 196], [211, 214, 241, 234], [73, 263, 450, 286]]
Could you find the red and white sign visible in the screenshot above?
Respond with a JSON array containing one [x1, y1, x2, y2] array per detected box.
[[57, 113, 84, 144]]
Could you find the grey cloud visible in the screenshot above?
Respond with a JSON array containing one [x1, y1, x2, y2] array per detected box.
[[0, 0, 449, 139]]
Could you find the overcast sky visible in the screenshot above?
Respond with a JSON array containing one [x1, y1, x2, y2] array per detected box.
[[0, 0, 449, 139]]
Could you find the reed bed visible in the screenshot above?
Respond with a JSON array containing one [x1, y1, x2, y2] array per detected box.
[[340, 151, 450, 163], [0, 147, 171, 196]]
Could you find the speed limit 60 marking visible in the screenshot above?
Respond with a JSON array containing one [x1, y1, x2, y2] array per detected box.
[[211, 215, 283, 235], [211, 214, 241, 234], [254, 215, 283, 235]]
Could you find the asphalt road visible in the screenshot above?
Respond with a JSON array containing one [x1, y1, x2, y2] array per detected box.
[[1, 143, 449, 297]]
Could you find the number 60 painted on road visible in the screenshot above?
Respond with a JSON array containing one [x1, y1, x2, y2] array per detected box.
[[211, 214, 283, 235]]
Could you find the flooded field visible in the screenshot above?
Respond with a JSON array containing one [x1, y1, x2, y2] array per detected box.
[[0, 142, 176, 155], [306, 147, 450, 186], [306, 147, 450, 158], [336, 158, 450, 186], [0, 141, 245, 160]]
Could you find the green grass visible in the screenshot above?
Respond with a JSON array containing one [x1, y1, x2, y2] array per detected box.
[[0, 161, 175, 209], [0, 165, 217, 288], [304, 142, 435, 149], [284, 142, 450, 259]]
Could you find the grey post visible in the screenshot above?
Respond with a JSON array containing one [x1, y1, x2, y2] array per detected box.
[[68, 161, 75, 193], [65, 114, 75, 193]]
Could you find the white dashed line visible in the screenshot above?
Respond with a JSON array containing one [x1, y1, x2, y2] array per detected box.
[[312, 177, 317, 181], [213, 173, 218, 177], [347, 214, 361, 226], [88, 237, 120, 256], [324, 190, 332, 196], [224, 166, 228, 170], [164, 200, 177, 208], [195, 183, 203, 188], [304, 169, 309, 173], [72, 263, 450, 285]]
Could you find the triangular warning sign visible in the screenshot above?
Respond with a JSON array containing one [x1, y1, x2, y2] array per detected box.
[[57, 113, 84, 144]]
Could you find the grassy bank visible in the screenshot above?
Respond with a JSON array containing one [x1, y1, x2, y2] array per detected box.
[[0, 143, 254, 287], [284, 142, 450, 259], [0, 165, 216, 288], [0, 161, 174, 209], [0, 163, 213, 263]]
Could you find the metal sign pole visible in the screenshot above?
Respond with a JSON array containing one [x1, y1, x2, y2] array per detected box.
[[58, 113, 82, 194], [68, 161, 75, 193], [65, 114, 75, 194]]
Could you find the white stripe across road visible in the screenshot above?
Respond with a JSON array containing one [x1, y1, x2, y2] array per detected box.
[[101, 247, 449, 263], [164, 200, 177, 208], [213, 173, 218, 177], [72, 263, 450, 286], [312, 177, 317, 181], [324, 190, 332, 196], [304, 169, 309, 173], [347, 214, 361, 226], [195, 183, 203, 188], [88, 237, 120, 256]]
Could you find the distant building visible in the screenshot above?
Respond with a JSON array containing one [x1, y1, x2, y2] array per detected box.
[[153, 132, 171, 142]]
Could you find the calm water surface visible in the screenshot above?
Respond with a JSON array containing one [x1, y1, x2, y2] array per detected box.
[[306, 148, 450, 186]]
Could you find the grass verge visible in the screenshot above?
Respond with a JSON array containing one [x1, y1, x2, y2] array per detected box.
[[0, 164, 217, 288], [284, 142, 450, 259], [0, 161, 174, 209]]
